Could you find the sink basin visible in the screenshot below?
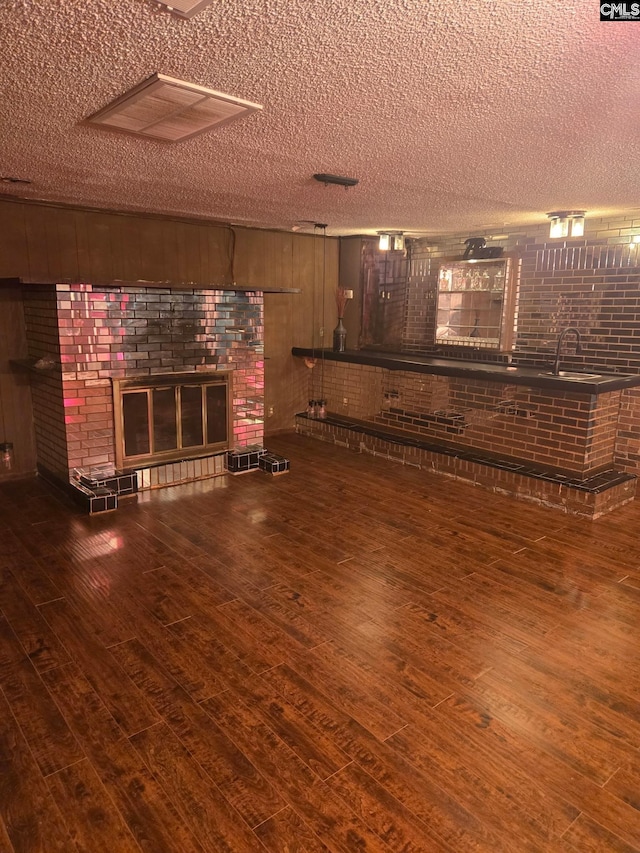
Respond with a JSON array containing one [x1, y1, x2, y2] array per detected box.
[[538, 371, 602, 380]]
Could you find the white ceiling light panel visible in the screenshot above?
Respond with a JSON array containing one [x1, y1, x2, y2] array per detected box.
[[84, 73, 262, 143]]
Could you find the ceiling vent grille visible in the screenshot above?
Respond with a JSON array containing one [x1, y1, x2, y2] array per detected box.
[[154, 0, 216, 18], [84, 73, 262, 143]]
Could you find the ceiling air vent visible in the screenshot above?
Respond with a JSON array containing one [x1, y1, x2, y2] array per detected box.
[[154, 0, 215, 18], [84, 73, 262, 143]]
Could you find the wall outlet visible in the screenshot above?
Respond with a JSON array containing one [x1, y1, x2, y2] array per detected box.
[[267, 406, 274, 417], [343, 397, 348, 405]]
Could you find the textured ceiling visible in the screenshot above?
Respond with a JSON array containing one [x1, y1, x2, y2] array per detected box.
[[0, 0, 638, 237]]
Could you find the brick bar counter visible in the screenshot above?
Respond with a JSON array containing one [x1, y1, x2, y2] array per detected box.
[[293, 348, 640, 517]]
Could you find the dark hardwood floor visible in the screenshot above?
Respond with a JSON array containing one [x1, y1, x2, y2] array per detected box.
[[1, 432, 640, 852]]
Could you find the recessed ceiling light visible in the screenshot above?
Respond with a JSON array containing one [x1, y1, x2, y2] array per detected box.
[[84, 73, 262, 143], [154, 0, 215, 18]]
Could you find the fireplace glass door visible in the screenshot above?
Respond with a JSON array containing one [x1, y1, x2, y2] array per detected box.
[[114, 372, 230, 469]]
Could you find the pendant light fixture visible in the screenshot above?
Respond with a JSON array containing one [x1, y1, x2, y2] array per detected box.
[[312, 223, 328, 416]]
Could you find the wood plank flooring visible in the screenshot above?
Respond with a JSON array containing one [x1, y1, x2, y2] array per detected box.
[[1, 431, 640, 852]]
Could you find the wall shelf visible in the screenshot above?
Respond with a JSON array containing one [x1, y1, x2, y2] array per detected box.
[[9, 358, 59, 374], [1, 276, 300, 294], [436, 257, 516, 351]]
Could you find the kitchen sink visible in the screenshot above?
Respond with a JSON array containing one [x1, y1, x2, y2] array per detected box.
[[538, 371, 603, 380]]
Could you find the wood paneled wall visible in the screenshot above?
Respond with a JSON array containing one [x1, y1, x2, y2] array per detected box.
[[0, 284, 37, 479], [0, 198, 338, 476]]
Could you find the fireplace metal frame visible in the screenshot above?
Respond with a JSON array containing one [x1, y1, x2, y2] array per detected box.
[[112, 370, 232, 470]]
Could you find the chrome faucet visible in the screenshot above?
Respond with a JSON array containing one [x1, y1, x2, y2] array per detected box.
[[553, 327, 582, 375]]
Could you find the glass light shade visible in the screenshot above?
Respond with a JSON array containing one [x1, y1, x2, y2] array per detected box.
[[549, 216, 569, 238], [378, 233, 390, 251], [392, 233, 405, 251], [569, 215, 584, 237]]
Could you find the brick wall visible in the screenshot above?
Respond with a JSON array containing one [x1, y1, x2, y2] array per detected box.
[[23, 283, 264, 479], [316, 360, 618, 476], [341, 217, 640, 478], [402, 216, 640, 371], [361, 241, 408, 349], [614, 386, 640, 474], [585, 391, 621, 473], [309, 361, 384, 420]]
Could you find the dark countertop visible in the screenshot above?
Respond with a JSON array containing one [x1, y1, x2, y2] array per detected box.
[[292, 348, 640, 394]]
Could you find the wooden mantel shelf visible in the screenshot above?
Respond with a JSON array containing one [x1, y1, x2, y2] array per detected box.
[[1, 276, 300, 294]]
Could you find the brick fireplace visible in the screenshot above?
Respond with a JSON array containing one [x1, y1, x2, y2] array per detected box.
[[22, 283, 264, 487]]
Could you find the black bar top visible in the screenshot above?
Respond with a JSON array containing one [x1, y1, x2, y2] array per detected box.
[[292, 348, 640, 394]]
